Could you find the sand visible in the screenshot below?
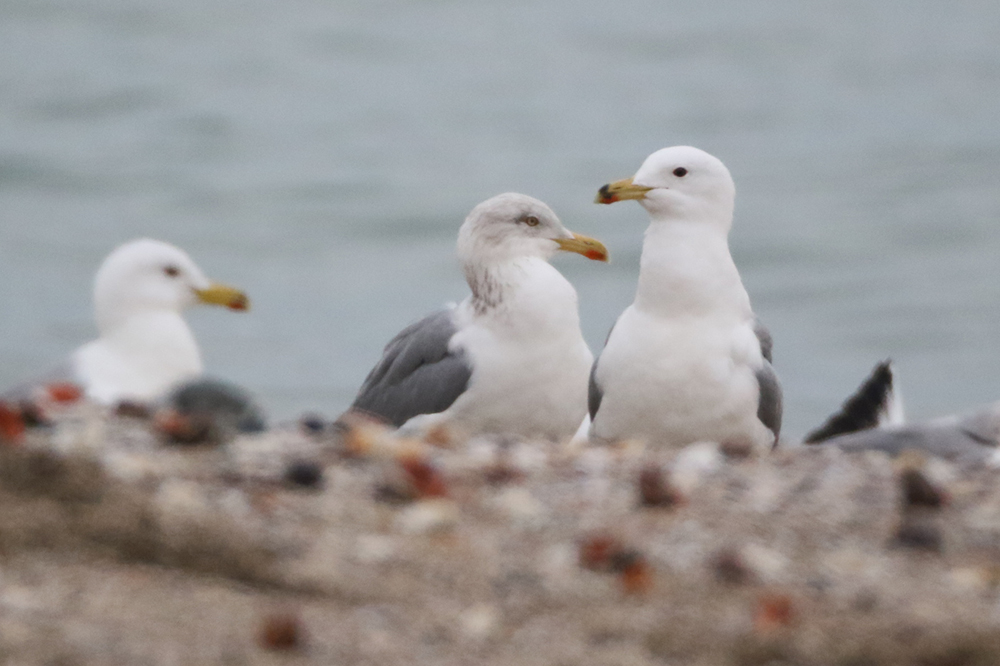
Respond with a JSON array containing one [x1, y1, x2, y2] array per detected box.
[[1, 403, 1000, 665]]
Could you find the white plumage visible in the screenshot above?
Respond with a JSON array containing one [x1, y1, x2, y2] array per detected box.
[[350, 193, 608, 442], [433, 252, 595, 440], [588, 147, 781, 451], [71, 239, 248, 404]]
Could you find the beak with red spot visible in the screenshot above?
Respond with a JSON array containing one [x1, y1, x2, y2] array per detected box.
[[195, 284, 250, 311], [554, 233, 610, 262], [595, 177, 654, 205]]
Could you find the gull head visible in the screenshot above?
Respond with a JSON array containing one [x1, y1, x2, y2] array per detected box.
[[94, 239, 249, 331], [595, 146, 736, 223], [458, 193, 608, 266]]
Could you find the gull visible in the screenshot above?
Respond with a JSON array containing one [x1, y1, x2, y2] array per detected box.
[[588, 146, 781, 452], [348, 193, 608, 442], [807, 361, 1000, 466], [4, 238, 248, 406]]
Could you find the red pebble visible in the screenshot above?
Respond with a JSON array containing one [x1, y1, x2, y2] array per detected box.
[[579, 534, 622, 571], [710, 547, 752, 585], [399, 455, 449, 499], [153, 409, 204, 443], [754, 593, 795, 633], [258, 611, 304, 651], [638, 464, 683, 508], [45, 382, 83, 404], [617, 552, 654, 595], [0, 402, 25, 444]]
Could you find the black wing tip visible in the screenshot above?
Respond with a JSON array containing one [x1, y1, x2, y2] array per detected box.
[[804, 359, 894, 444]]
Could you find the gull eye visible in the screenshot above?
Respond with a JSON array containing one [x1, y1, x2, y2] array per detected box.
[[673, 167, 688, 177], [523, 216, 540, 227], [163, 265, 180, 278]]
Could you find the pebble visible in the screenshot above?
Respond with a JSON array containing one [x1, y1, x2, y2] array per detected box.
[[354, 535, 398, 564], [742, 544, 789, 584], [754, 593, 795, 633], [893, 520, 943, 552], [225, 430, 314, 482], [490, 487, 548, 529], [949, 567, 991, 593], [101, 450, 159, 483], [395, 499, 460, 535], [670, 442, 724, 495], [258, 611, 305, 651], [52, 410, 106, 454], [0, 403, 26, 444], [509, 441, 549, 474], [637, 463, 682, 507], [284, 460, 324, 489], [299, 413, 326, 435], [459, 603, 499, 641], [900, 468, 946, 509], [575, 447, 612, 478], [579, 534, 622, 571], [398, 455, 449, 499], [710, 547, 752, 584], [155, 479, 211, 524], [615, 551, 653, 595]]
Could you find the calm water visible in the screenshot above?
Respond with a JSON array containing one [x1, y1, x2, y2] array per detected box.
[[2, 0, 999, 438]]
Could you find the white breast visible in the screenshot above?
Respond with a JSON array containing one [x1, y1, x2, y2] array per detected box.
[[590, 305, 768, 449], [73, 312, 203, 404], [443, 260, 593, 441]]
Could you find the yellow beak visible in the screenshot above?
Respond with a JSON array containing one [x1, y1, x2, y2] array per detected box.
[[554, 233, 610, 262], [594, 177, 653, 204], [195, 283, 250, 311]]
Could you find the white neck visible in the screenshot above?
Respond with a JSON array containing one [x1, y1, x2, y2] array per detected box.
[[463, 257, 579, 332], [103, 311, 202, 374], [634, 216, 751, 320], [75, 309, 203, 404]]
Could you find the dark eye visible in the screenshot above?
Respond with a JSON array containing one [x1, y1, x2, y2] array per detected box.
[[523, 216, 540, 227], [673, 167, 688, 177], [163, 265, 180, 278]]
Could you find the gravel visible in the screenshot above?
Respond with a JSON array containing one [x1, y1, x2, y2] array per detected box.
[[1, 403, 1000, 665]]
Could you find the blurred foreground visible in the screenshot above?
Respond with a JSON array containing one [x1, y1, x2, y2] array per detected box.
[[1, 404, 1000, 664]]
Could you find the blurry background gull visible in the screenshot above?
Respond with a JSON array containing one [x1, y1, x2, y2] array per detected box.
[[805, 361, 1000, 467], [3, 239, 248, 406]]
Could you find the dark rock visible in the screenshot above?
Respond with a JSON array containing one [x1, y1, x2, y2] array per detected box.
[[284, 460, 324, 490]]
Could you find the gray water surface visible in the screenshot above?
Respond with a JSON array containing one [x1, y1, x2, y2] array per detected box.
[[2, 0, 1000, 438]]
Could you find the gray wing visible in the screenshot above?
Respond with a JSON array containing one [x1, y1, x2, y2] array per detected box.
[[756, 364, 782, 443], [752, 320, 782, 443], [956, 403, 1000, 445], [350, 309, 473, 428], [588, 317, 621, 420], [823, 421, 995, 465], [753, 318, 773, 364]]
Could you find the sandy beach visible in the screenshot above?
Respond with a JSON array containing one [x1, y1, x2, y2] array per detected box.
[[0, 403, 998, 665]]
